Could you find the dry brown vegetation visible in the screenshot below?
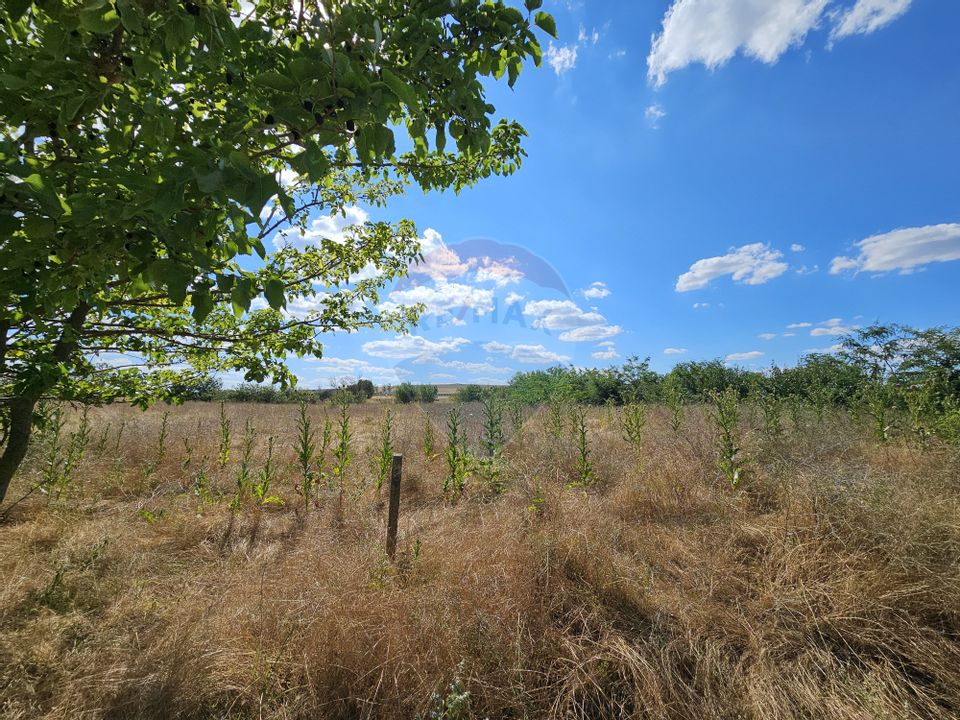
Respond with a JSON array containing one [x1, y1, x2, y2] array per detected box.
[[1, 400, 959, 719]]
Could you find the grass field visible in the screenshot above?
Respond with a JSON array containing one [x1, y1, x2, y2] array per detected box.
[[1, 400, 959, 719]]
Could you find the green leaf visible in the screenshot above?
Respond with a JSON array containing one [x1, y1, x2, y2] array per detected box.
[[264, 278, 286, 310], [79, 6, 121, 34], [534, 12, 557, 38], [191, 289, 214, 322], [381, 68, 417, 107], [254, 71, 297, 92], [524, 0, 543, 10], [5, 0, 31, 21]]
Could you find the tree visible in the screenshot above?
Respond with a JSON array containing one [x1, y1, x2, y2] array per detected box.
[[0, 0, 554, 502]]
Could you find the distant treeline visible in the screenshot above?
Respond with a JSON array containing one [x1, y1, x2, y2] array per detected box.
[[456, 325, 960, 441], [174, 378, 377, 404]]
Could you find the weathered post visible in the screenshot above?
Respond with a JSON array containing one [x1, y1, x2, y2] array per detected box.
[[386, 453, 402, 560]]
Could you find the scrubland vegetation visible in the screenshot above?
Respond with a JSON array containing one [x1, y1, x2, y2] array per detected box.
[[2, 358, 959, 718]]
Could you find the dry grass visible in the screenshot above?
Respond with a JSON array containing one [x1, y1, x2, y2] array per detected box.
[[1, 401, 959, 719]]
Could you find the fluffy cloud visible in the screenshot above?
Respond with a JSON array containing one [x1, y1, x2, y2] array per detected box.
[[546, 43, 578, 75], [504, 292, 525, 306], [581, 281, 611, 300], [429, 358, 513, 375], [523, 300, 604, 329], [758, 332, 778, 340], [790, 243, 806, 252], [592, 341, 620, 360], [675, 243, 788, 291], [483, 341, 570, 365], [273, 205, 369, 250], [410, 228, 470, 281], [693, 302, 710, 309], [380, 281, 495, 318], [647, 0, 913, 86], [361, 335, 470, 360], [830, 0, 912, 41], [664, 347, 688, 355], [803, 343, 843, 354], [830, 223, 960, 275], [725, 350, 764, 362], [559, 325, 622, 342], [787, 321, 812, 328], [475, 260, 524, 287], [809, 318, 855, 336]]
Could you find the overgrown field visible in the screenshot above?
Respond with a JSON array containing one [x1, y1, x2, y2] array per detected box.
[[1, 399, 959, 719]]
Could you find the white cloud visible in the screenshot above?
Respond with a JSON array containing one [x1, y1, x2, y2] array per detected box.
[[786, 321, 812, 328], [647, 0, 829, 86], [361, 335, 470, 360], [790, 243, 806, 252], [693, 302, 710, 309], [380, 281, 494, 317], [523, 299, 605, 330], [758, 332, 778, 340], [581, 281, 611, 299], [411, 228, 470, 281], [273, 206, 369, 250], [474, 260, 524, 287], [592, 347, 619, 360], [647, 0, 913, 86], [664, 347, 688, 355], [830, 0, 912, 41], [783, 332, 796, 337], [645, 104, 667, 128], [484, 340, 570, 365], [578, 24, 601, 45], [546, 43, 578, 75], [725, 350, 764, 363], [675, 243, 788, 291], [830, 223, 960, 275], [430, 359, 513, 375], [803, 343, 843, 354], [504, 292, 525, 306], [559, 325, 622, 342], [810, 325, 853, 336]]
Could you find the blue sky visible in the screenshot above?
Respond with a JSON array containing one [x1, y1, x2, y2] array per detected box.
[[273, 0, 960, 388]]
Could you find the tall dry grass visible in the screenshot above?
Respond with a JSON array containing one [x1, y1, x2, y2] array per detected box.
[[1, 401, 959, 719]]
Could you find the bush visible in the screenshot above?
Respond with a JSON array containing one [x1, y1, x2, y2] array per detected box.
[[395, 384, 438, 404]]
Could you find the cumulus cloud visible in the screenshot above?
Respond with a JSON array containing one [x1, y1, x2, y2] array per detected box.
[[803, 343, 843, 354], [647, 0, 913, 86], [380, 281, 495, 318], [504, 292, 525, 306], [522, 299, 621, 342], [484, 341, 570, 365], [410, 228, 470, 281], [790, 243, 806, 252], [546, 43, 578, 75], [273, 205, 369, 250], [725, 350, 764, 363], [693, 302, 710, 309], [830, 223, 960, 276], [592, 341, 620, 360], [361, 335, 470, 361], [787, 321, 812, 328], [830, 0, 912, 41], [474, 260, 524, 287], [559, 325, 622, 342], [675, 243, 788, 291], [664, 347, 688, 355], [758, 332, 778, 340], [581, 281, 611, 299]]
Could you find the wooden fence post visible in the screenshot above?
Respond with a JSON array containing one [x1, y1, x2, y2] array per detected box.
[[386, 453, 402, 560]]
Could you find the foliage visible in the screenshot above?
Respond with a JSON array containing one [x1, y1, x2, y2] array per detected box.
[[394, 383, 438, 404], [294, 401, 316, 510], [619, 402, 646, 465], [443, 405, 468, 500], [372, 407, 393, 492], [569, 405, 593, 487], [711, 387, 744, 489]]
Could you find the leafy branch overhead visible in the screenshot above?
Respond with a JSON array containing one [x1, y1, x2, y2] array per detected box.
[[0, 0, 553, 502]]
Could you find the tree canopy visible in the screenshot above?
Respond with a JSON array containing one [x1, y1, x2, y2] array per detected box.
[[0, 0, 554, 501]]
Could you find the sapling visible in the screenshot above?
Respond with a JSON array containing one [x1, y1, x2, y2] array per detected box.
[[663, 379, 685, 436], [443, 405, 468, 499], [230, 420, 256, 512], [619, 402, 646, 465], [480, 395, 505, 495], [570, 405, 593, 487], [294, 401, 317, 510], [373, 407, 394, 492], [217, 401, 231, 468], [422, 414, 436, 457], [251, 436, 283, 507], [712, 387, 745, 489], [332, 398, 352, 498]]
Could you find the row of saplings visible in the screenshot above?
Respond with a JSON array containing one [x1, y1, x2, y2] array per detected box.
[[18, 382, 956, 520]]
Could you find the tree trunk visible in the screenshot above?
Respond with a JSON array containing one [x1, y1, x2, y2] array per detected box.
[[0, 395, 37, 505], [0, 303, 89, 506]]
